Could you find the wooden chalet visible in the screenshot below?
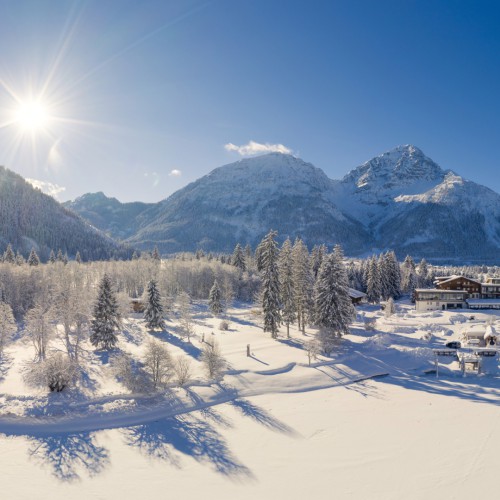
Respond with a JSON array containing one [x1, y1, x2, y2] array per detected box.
[[348, 288, 367, 305], [435, 275, 481, 298]]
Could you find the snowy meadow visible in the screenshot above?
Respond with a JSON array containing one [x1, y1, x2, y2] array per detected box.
[[1, 243, 500, 500]]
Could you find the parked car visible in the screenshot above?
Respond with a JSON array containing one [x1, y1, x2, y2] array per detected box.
[[445, 341, 461, 349]]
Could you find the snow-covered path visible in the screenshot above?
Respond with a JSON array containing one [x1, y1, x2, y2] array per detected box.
[[0, 360, 388, 436]]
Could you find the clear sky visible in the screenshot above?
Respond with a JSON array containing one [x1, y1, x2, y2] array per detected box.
[[0, 0, 499, 202]]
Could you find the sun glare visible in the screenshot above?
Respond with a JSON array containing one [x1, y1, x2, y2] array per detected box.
[[14, 100, 51, 131]]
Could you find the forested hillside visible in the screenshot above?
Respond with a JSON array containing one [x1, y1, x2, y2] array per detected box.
[[0, 167, 133, 261]]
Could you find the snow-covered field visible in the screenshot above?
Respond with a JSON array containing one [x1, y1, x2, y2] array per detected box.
[[2, 301, 500, 499]]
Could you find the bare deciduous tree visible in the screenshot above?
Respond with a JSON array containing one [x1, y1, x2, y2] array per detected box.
[[143, 339, 173, 388], [173, 356, 192, 386], [201, 340, 226, 381]]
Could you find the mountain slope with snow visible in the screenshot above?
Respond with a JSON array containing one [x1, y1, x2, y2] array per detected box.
[[0, 167, 132, 261], [63, 192, 154, 240], [66, 146, 500, 262], [126, 153, 370, 254], [335, 145, 500, 261]]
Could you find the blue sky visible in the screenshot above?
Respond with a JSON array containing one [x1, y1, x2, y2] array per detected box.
[[0, 0, 499, 202]]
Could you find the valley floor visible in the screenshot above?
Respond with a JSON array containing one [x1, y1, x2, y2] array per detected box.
[[1, 302, 500, 499]]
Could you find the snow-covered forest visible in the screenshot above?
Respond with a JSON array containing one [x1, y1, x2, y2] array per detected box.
[[2, 232, 500, 498]]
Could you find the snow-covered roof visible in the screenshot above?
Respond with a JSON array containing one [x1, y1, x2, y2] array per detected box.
[[436, 276, 481, 286], [484, 325, 497, 339], [348, 288, 366, 299], [466, 299, 500, 305], [415, 288, 465, 293]]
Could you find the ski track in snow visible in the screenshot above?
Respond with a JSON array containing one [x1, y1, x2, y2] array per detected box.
[[0, 361, 388, 436]]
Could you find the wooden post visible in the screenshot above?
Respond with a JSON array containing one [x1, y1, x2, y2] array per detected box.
[[202, 333, 205, 343], [435, 355, 439, 378], [247, 344, 250, 357]]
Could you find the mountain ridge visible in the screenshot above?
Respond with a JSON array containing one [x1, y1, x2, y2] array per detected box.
[[63, 145, 500, 262], [0, 167, 133, 261]]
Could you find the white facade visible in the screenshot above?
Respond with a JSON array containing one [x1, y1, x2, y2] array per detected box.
[[415, 289, 467, 312]]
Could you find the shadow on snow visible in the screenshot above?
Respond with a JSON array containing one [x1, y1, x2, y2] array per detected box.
[[27, 432, 109, 482]]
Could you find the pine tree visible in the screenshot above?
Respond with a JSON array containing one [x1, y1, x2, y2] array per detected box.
[[208, 279, 223, 317], [417, 258, 429, 287], [28, 247, 40, 266], [258, 230, 281, 338], [15, 251, 24, 266], [151, 246, 161, 261], [231, 243, 246, 272], [310, 245, 322, 279], [292, 238, 313, 334], [384, 251, 401, 299], [279, 238, 296, 338], [366, 256, 381, 303], [313, 248, 354, 352], [90, 274, 121, 350], [244, 244, 253, 268], [144, 279, 165, 329], [75, 251, 81, 264], [378, 253, 391, 300], [56, 249, 64, 262], [3, 244, 15, 264], [401, 255, 416, 294], [49, 250, 56, 264]]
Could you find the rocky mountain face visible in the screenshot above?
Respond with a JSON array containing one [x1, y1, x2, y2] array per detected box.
[[63, 192, 154, 240], [65, 146, 500, 263], [335, 145, 500, 262], [0, 167, 132, 261]]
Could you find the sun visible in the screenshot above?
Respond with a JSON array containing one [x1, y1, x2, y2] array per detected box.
[[14, 99, 51, 132]]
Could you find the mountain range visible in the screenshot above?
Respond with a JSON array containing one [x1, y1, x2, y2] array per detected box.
[[9, 145, 500, 263]]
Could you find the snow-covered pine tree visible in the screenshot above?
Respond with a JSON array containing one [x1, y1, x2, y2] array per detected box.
[[15, 252, 24, 266], [258, 230, 281, 338], [244, 244, 253, 268], [292, 238, 313, 334], [417, 258, 429, 287], [378, 253, 391, 301], [310, 245, 322, 279], [279, 238, 295, 338], [27, 247, 40, 266], [385, 251, 401, 299], [75, 251, 81, 264], [144, 279, 165, 329], [56, 249, 64, 262], [49, 249, 56, 264], [151, 246, 161, 261], [90, 274, 121, 350], [3, 244, 15, 264], [366, 256, 381, 303], [313, 247, 354, 352], [401, 255, 416, 294], [231, 243, 246, 272], [208, 279, 223, 317]]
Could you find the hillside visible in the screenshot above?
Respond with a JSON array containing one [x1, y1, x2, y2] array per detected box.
[[0, 167, 132, 261]]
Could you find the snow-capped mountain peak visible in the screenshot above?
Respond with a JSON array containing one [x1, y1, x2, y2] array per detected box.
[[342, 144, 446, 191]]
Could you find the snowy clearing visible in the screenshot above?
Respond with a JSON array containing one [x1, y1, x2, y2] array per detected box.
[[2, 301, 500, 499]]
